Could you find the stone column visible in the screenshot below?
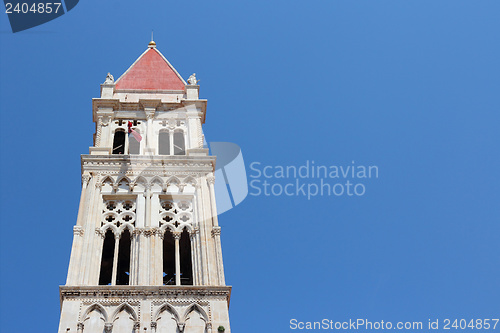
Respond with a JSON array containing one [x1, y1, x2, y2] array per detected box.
[[156, 231, 164, 286], [111, 233, 120, 285], [187, 111, 203, 149], [190, 228, 198, 285], [66, 226, 84, 285], [195, 183, 209, 285], [211, 226, 224, 285], [145, 188, 152, 227], [76, 174, 91, 226], [95, 112, 112, 147], [67, 174, 91, 285], [174, 231, 181, 285], [82, 176, 101, 285], [144, 107, 156, 152], [130, 229, 140, 286], [207, 175, 225, 285], [96, 116, 103, 147], [150, 230, 158, 285], [144, 188, 152, 283]]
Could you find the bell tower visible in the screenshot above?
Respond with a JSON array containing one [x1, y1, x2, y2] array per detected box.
[[58, 40, 232, 333]]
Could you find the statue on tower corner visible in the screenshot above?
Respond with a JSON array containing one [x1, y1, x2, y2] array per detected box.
[[104, 72, 114, 84], [187, 73, 199, 85]]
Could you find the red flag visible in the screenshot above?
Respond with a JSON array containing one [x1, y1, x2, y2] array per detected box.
[[128, 121, 142, 142]]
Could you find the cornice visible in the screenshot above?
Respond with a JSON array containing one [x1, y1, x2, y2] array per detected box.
[[81, 154, 216, 174], [92, 98, 207, 123], [60, 285, 232, 307]]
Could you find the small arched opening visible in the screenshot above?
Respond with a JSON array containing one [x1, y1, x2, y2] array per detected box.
[[173, 131, 185, 155], [180, 228, 193, 285], [112, 130, 126, 154], [99, 230, 115, 285], [162, 229, 176, 285], [116, 229, 131, 285], [128, 128, 141, 154], [159, 131, 170, 155]]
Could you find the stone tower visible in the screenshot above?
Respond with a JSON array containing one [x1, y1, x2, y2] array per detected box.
[[58, 40, 232, 333]]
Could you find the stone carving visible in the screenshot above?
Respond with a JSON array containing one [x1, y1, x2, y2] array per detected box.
[[187, 73, 199, 85], [104, 323, 113, 333], [73, 226, 84, 237], [84, 158, 215, 176], [197, 120, 203, 148], [211, 227, 221, 238], [101, 198, 136, 235], [168, 118, 177, 129], [96, 117, 103, 147], [101, 115, 111, 127], [159, 198, 193, 233], [104, 73, 114, 84], [189, 227, 199, 239], [143, 229, 155, 237], [207, 176, 216, 185], [95, 228, 105, 239], [82, 174, 91, 187]]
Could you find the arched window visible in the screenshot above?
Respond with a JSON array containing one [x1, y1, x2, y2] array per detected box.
[[158, 131, 170, 155], [173, 131, 185, 155], [128, 128, 141, 154], [180, 228, 193, 285], [100, 197, 137, 286], [116, 229, 131, 285], [99, 230, 115, 285], [163, 229, 176, 285], [112, 130, 125, 154]]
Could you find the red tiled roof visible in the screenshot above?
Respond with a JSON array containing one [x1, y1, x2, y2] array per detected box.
[[115, 48, 185, 91]]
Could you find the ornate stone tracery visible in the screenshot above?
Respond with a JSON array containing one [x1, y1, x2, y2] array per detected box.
[[159, 197, 194, 233]]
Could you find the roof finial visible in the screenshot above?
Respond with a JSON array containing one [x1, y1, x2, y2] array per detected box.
[[148, 30, 156, 48]]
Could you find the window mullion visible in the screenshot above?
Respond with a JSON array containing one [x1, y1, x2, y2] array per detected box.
[[111, 234, 120, 285]]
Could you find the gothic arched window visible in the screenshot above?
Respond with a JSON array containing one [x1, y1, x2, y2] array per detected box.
[[162, 229, 176, 285], [158, 131, 170, 155], [180, 228, 193, 285], [173, 130, 185, 155], [98, 230, 115, 285], [112, 130, 125, 154], [116, 229, 131, 285], [128, 128, 141, 154], [100, 198, 136, 286], [160, 197, 194, 286]]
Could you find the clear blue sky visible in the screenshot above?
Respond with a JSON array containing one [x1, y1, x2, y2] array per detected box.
[[1, 1, 499, 332]]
